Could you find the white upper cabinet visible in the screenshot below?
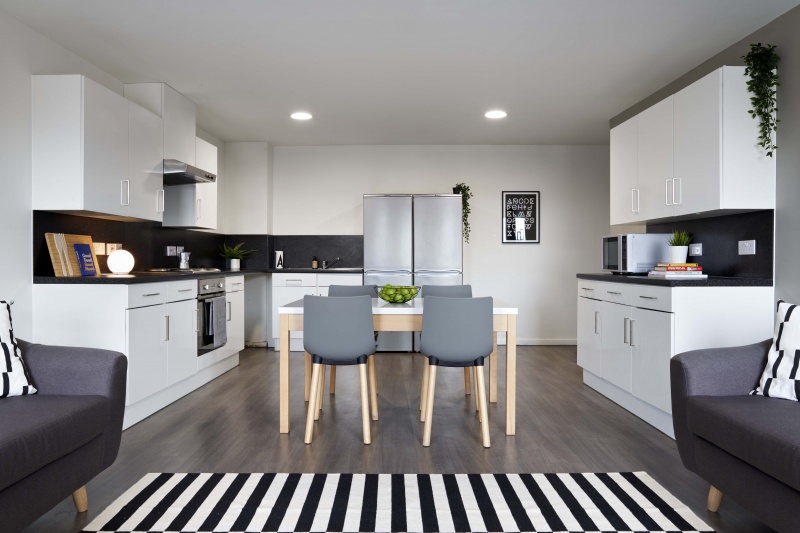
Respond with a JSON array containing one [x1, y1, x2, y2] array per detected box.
[[609, 116, 639, 225], [609, 66, 775, 225], [124, 82, 197, 165], [196, 137, 218, 174], [162, 138, 218, 229], [127, 101, 164, 221], [33, 75, 129, 217]]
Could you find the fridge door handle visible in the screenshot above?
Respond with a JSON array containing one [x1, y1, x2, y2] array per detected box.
[[364, 269, 413, 275], [414, 269, 462, 274]]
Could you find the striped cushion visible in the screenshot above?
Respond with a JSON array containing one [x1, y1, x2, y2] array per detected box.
[[753, 300, 800, 401], [0, 301, 36, 397]]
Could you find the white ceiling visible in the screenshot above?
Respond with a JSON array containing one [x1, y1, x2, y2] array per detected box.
[[2, 0, 797, 145]]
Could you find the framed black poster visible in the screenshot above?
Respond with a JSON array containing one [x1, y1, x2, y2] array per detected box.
[[502, 191, 540, 243]]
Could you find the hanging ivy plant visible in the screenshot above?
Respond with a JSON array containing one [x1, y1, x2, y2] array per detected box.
[[452, 182, 473, 243], [742, 43, 780, 157]]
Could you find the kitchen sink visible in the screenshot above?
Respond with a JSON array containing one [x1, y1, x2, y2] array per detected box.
[[137, 268, 222, 274]]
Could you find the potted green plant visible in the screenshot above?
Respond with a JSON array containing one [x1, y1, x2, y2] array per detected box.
[[219, 242, 257, 271], [743, 43, 780, 157], [452, 182, 473, 243], [667, 231, 692, 264]]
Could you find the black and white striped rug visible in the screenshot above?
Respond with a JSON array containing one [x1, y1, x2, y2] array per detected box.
[[83, 472, 713, 532]]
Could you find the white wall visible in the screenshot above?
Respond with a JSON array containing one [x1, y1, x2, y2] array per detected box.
[[273, 145, 610, 343], [223, 142, 272, 234], [0, 11, 124, 339]]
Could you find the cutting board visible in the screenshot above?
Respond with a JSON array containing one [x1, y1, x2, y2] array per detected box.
[[45, 233, 101, 277]]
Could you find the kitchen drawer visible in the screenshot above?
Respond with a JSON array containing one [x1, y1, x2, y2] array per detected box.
[[631, 285, 672, 312], [317, 273, 362, 287], [226, 276, 245, 293], [599, 284, 631, 305], [272, 273, 316, 287], [578, 281, 602, 300], [168, 280, 197, 301], [128, 283, 168, 308]]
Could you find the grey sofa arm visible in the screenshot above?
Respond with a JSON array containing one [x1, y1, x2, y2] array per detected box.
[[670, 339, 771, 472], [17, 339, 128, 469]]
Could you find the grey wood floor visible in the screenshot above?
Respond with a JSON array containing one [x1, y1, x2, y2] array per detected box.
[[24, 346, 773, 533]]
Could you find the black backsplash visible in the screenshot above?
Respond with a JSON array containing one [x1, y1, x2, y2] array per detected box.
[[33, 212, 363, 275], [647, 210, 774, 278]]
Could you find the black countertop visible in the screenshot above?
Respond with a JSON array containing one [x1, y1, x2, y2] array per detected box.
[[33, 268, 364, 285], [577, 273, 773, 287]]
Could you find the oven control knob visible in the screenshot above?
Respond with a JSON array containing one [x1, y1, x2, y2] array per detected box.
[[217, 283, 223, 288], [203, 284, 210, 290]]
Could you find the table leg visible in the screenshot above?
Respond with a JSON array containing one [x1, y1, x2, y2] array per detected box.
[[304, 351, 312, 402], [505, 314, 517, 436], [490, 331, 498, 403], [280, 314, 291, 433]]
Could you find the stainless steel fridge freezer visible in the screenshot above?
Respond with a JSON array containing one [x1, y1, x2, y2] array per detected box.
[[413, 194, 463, 281]]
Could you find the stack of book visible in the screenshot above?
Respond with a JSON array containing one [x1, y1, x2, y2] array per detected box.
[[648, 263, 708, 279]]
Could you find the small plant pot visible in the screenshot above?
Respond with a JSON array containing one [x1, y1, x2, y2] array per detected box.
[[668, 246, 689, 264], [228, 258, 241, 271]]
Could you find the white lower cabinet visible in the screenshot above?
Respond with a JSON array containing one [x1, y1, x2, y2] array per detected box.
[[271, 272, 363, 350], [166, 299, 198, 386], [577, 279, 773, 437], [226, 279, 246, 354], [126, 304, 169, 405]]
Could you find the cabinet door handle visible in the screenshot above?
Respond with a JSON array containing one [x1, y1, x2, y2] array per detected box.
[[286, 280, 302, 286], [142, 292, 161, 297], [164, 315, 170, 342], [623, 317, 630, 344], [227, 301, 232, 322], [639, 295, 657, 300], [672, 177, 682, 205], [157, 189, 164, 213], [630, 319, 636, 347], [195, 309, 199, 333], [631, 189, 637, 213], [178, 288, 193, 293], [121, 180, 131, 206], [594, 311, 600, 334], [665, 179, 673, 206], [607, 291, 621, 295]]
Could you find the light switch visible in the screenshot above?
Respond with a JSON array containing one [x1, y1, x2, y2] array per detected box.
[[107, 243, 121, 253], [93, 242, 106, 256], [738, 240, 756, 255], [689, 243, 702, 256], [166, 246, 177, 256]]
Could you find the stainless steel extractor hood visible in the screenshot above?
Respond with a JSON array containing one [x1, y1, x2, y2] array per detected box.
[[163, 159, 216, 185]]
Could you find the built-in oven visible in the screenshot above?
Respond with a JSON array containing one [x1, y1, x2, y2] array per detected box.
[[197, 277, 226, 355]]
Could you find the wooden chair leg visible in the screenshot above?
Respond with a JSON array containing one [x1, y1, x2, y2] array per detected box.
[[329, 366, 336, 395], [315, 365, 325, 420], [72, 486, 88, 513], [420, 358, 430, 421], [464, 367, 472, 395], [359, 363, 372, 445], [422, 365, 437, 446], [368, 356, 379, 421], [305, 363, 322, 444], [707, 486, 724, 512], [476, 366, 490, 447], [304, 351, 312, 401]]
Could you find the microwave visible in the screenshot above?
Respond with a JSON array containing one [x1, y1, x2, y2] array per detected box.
[[602, 234, 670, 273]]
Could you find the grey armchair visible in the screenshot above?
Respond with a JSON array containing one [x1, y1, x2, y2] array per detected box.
[[671, 339, 800, 532], [0, 340, 127, 533]]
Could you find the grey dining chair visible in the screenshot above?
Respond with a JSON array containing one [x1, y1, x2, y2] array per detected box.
[[419, 296, 494, 447], [419, 284, 474, 408], [326, 285, 379, 415], [303, 295, 378, 445]]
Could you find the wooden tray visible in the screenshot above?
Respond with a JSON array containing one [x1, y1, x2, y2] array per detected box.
[[45, 233, 101, 277]]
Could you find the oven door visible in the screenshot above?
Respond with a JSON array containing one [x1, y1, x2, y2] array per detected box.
[[197, 293, 227, 355], [602, 235, 622, 272]]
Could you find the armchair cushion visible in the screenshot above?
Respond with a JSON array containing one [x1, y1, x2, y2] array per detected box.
[[753, 300, 800, 401], [0, 301, 36, 397], [687, 394, 800, 491], [0, 394, 109, 492]]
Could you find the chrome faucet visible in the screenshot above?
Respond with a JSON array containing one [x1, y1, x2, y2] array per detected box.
[[322, 257, 341, 269]]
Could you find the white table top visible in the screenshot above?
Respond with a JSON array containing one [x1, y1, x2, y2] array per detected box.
[[278, 297, 518, 315]]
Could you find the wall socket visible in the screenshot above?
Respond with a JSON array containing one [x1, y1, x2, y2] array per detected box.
[[166, 246, 177, 256], [93, 242, 106, 256], [176, 246, 185, 254], [107, 243, 121, 254], [689, 243, 702, 256], [738, 240, 756, 255]]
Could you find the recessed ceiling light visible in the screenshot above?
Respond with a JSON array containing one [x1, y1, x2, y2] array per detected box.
[[291, 111, 312, 120], [485, 110, 507, 119]]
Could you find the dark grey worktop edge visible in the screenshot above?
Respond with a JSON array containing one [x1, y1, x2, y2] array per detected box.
[[33, 268, 364, 285], [577, 273, 773, 287]]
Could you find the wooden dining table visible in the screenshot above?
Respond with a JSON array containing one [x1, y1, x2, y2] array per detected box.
[[278, 297, 519, 435]]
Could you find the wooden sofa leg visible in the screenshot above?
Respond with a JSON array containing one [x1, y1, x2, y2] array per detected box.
[[707, 485, 723, 512], [72, 486, 88, 513]]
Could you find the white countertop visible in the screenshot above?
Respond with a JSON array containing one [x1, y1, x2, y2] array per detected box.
[[278, 297, 518, 315]]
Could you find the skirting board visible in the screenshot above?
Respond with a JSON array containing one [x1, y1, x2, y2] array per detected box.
[[123, 354, 239, 430], [583, 369, 675, 439], [246, 341, 268, 348]]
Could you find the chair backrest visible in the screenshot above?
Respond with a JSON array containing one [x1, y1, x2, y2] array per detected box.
[[327, 284, 377, 297], [420, 296, 493, 362], [303, 295, 376, 360], [420, 284, 472, 298]]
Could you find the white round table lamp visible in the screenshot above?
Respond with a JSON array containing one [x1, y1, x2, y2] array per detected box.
[[107, 249, 135, 274]]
